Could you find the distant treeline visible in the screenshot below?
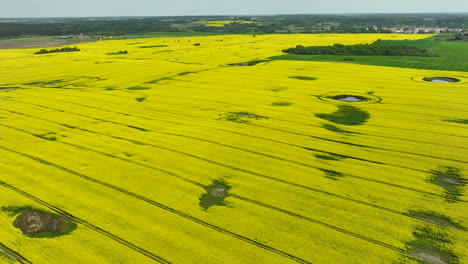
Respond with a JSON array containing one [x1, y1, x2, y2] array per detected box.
[[35, 47, 80, 54], [0, 13, 466, 38], [283, 43, 433, 56]]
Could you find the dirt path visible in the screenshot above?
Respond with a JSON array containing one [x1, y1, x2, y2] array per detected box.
[[0, 40, 96, 50]]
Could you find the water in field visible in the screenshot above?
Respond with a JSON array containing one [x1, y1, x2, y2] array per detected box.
[[335, 96, 364, 102], [431, 79, 451, 83]]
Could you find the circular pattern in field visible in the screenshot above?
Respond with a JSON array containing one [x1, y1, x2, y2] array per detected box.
[[411, 75, 466, 83], [318, 92, 382, 104]]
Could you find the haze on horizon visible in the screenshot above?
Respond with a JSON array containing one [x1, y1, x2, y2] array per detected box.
[[0, 0, 467, 18]]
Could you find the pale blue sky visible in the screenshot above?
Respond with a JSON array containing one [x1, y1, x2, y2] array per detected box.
[[0, 0, 467, 18]]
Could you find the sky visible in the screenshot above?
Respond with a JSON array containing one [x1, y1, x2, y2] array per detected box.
[[0, 0, 467, 18]]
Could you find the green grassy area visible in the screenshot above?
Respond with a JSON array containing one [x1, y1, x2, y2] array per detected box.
[[271, 35, 468, 72]]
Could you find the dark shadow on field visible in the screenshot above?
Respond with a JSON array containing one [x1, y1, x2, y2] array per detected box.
[[316, 105, 370, 126]]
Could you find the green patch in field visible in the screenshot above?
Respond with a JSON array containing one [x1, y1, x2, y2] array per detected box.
[[228, 60, 270, 66], [139, 45, 168, 48], [406, 226, 458, 264], [0, 87, 19, 91], [322, 124, 350, 133], [178, 71, 195, 76], [1, 206, 76, 238], [315, 154, 347, 161], [135, 97, 147, 102], [320, 169, 343, 180], [428, 166, 465, 203], [289, 76, 317, 81], [407, 210, 465, 229], [107, 51, 128, 55], [34, 132, 58, 141], [126, 86, 151, 90], [271, 101, 292, 106], [199, 180, 231, 210], [145, 77, 172, 84], [270, 87, 288, 92], [444, 119, 468, 124], [316, 105, 370, 126], [218, 112, 268, 123], [270, 37, 468, 72]]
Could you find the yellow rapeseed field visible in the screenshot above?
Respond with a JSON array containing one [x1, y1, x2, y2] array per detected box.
[[0, 34, 466, 264]]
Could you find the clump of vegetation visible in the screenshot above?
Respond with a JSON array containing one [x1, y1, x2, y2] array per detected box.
[[315, 154, 347, 161], [316, 105, 370, 126], [218, 112, 268, 123], [407, 210, 465, 229], [428, 166, 465, 203], [444, 119, 468, 124], [35, 47, 80, 54], [320, 169, 344, 180], [283, 43, 434, 56], [1, 206, 76, 238], [271, 101, 292, 106], [126, 86, 151, 90], [406, 225, 459, 264], [199, 180, 231, 209], [107, 50, 128, 55], [289, 76, 317, 81], [194, 43, 201, 46], [135, 97, 147, 102]]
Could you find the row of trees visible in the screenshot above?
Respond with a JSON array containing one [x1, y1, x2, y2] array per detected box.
[[35, 47, 80, 54], [283, 43, 433, 56], [1, 14, 466, 38]]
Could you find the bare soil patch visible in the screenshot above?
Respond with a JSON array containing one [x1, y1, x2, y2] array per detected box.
[[0, 40, 95, 50]]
